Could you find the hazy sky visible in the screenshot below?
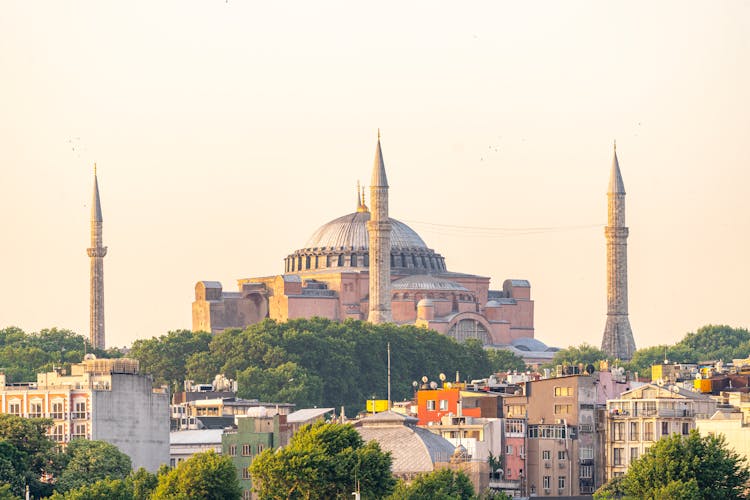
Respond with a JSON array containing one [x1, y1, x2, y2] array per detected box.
[[1, 1, 748, 350]]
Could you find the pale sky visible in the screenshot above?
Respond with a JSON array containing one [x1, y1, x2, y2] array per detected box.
[[1, 1, 748, 350]]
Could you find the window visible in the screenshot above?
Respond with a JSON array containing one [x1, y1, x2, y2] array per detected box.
[[629, 421, 639, 440], [644, 446, 651, 454], [51, 424, 65, 442], [51, 402, 65, 420], [169, 458, 176, 468], [242, 490, 252, 500], [554, 404, 572, 414], [644, 422, 654, 441], [8, 401, 21, 416], [558, 476, 566, 489], [630, 447, 639, 462], [228, 445, 237, 456], [661, 421, 669, 436], [506, 445, 513, 455], [554, 387, 573, 397], [557, 450, 566, 460], [426, 400, 436, 411], [73, 423, 86, 439], [241, 467, 251, 480], [613, 448, 623, 466], [241, 444, 251, 456], [580, 447, 594, 460], [29, 401, 43, 418], [542, 450, 551, 460], [543, 476, 551, 489], [257, 444, 265, 453], [73, 400, 87, 419], [682, 422, 690, 435], [580, 465, 593, 478], [439, 399, 449, 411], [612, 422, 625, 441]]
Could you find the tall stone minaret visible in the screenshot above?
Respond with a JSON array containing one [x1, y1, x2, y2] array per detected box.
[[601, 143, 636, 360], [367, 131, 392, 324], [87, 166, 107, 349]]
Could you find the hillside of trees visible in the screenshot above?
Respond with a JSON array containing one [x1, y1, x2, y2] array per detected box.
[[3, 322, 749, 411], [129, 318, 527, 411]]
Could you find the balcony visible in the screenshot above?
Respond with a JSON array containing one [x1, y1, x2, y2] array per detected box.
[[49, 412, 66, 420], [71, 412, 89, 420]]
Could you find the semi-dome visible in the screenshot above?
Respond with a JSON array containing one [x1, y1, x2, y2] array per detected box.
[[304, 211, 427, 250], [392, 275, 468, 292]]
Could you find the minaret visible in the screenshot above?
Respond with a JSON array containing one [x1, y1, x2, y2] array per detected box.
[[367, 131, 392, 323], [87, 166, 107, 349], [601, 143, 636, 360]]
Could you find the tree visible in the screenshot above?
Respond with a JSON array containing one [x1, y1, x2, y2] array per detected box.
[[48, 478, 133, 500], [0, 414, 58, 498], [237, 361, 324, 408], [129, 329, 212, 390], [250, 421, 395, 499], [677, 324, 750, 362], [56, 440, 132, 493], [597, 430, 749, 500], [548, 343, 607, 368], [151, 450, 241, 500], [486, 349, 526, 373], [388, 468, 474, 499], [128, 467, 159, 500]]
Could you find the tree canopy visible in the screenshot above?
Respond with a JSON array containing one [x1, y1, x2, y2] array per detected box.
[[130, 318, 513, 412], [547, 343, 607, 369], [55, 439, 132, 493], [0, 414, 59, 498], [250, 421, 395, 500], [0, 327, 114, 383], [595, 430, 749, 500], [151, 450, 240, 500], [389, 468, 474, 500]]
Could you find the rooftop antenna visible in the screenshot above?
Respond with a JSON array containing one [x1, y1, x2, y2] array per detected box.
[[387, 342, 391, 410]]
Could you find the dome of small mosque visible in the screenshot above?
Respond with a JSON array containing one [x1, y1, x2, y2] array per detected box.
[[304, 211, 428, 251]]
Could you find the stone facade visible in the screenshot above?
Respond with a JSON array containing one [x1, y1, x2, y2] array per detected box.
[[87, 168, 107, 350], [601, 146, 636, 360]]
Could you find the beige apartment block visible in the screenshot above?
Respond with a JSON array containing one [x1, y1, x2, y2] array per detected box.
[[604, 383, 716, 481], [0, 356, 169, 471]]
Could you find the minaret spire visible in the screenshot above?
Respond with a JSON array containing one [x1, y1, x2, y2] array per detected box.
[[367, 131, 392, 324], [87, 165, 107, 349], [601, 144, 636, 360]]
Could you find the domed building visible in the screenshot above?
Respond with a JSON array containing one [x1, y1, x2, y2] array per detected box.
[[192, 136, 534, 346]]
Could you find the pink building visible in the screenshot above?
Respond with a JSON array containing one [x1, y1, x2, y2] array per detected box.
[[193, 138, 534, 348]]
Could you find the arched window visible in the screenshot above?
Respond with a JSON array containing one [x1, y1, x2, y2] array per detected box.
[[351, 253, 357, 267], [338, 254, 345, 266], [447, 319, 489, 344], [305, 256, 311, 269]]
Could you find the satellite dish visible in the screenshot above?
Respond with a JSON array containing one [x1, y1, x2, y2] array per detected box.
[[695, 373, 702, 380], [412, 380, 419, 388], [656, 379, 665, 387], [422, 376, 429, 383], [439, 373, 446, 381], [672, 385, 680, 393], [429, 381, 438, 389], [446, 382, 452, 389]]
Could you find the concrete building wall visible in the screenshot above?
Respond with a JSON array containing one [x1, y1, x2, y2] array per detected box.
[[91, 374, 169, 472]]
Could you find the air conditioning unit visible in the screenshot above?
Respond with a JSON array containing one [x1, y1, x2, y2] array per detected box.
[[543, 488, 551, 495], [544, 461, 552, 468], [519, 453, 525, 459], [558, 462, 566, 469], [555, 419, 563, 424]]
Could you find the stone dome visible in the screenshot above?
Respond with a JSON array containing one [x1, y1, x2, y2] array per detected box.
[[285, 211, 447, 275], [304, 211, 427, 250]]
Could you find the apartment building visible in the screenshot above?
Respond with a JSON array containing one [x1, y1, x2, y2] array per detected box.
[[0, 356, 169, 471], [604, 383, 716, 481]]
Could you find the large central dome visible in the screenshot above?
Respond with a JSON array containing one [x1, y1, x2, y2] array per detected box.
[[304, 211, 427, 250], [284, 209, 446, 274]]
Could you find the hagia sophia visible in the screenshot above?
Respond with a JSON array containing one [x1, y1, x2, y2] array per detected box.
[[191, 135, 550, 357], [86, 133, 633, 361]]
